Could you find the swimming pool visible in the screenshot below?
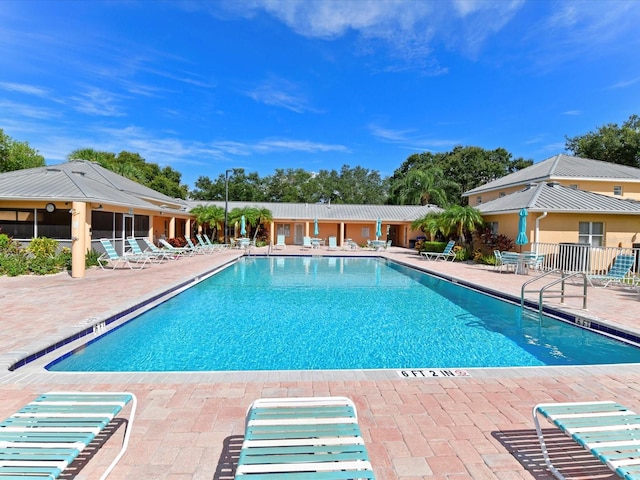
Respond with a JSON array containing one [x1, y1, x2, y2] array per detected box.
[[47, 256, 640, 372]]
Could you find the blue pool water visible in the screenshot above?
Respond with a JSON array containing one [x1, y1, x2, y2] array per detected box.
[[48, 257, 640, 372]]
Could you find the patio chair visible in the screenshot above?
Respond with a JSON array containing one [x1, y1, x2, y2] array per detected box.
[[159, 238, 193, 256], [420, 240, 456, 261], [327, 236, 338, 250], [126, 237, 166, 262], [274, 234, 286, 250], [384, 240, 392, 250], [533, 400, 640, 480], [587, 254, 635, 287], [203, 233, 228, 249], [142, 238, 178, 260], [196, 234, 220, 252], [236, 396, 375, 478], [0, 391, 137, 480], [185, 237, 209, 254], [499, 252, 521, 273], [98, 239, 149, 270]]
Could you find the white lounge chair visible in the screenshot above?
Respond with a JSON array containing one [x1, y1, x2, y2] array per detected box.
[[236, 397, 374, 478], [98, 239, 149, 269], [327, 236, 338, 250], [0, 391, 137, 480], [274, 234, 286, 250], [533, 400, 640, 480], [159, 238, 193, 256], [420, 240, 456, 261], [302, 236, 313, 249]]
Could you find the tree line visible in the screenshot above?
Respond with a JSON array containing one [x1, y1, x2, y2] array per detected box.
[[1, 113, 638, 206]]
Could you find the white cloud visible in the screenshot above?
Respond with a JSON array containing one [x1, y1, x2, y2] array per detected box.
[[610, 77, 640, 89], [0, 82, 50, 97], [246, 78, 320, 113], [212, 0, 526, 72], [562, 110, 582, 116], [70, 88, 126, 117]]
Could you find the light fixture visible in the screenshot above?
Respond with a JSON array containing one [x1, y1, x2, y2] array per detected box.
[[95, 204, 103, 210], [45, 203, 56, 213]]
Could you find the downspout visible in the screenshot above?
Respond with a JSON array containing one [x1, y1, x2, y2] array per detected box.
[[535, 211, 548, 254]]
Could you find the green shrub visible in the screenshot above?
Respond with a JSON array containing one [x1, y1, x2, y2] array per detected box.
[[85, 248, 101, 267], [27, 237, 59, 258], [0, 252, 29, 276], [28, 255, 61, 275], [0, 234, 21, 255], [418, 241, 450, 253]]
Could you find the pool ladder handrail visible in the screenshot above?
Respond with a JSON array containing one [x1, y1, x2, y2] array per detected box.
[[521, 269, 588, 313]]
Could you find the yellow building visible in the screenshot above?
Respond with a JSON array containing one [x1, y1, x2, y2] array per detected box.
[[464, 154, 640, 248]]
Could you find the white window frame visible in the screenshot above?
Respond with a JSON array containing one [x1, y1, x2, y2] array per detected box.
[[578, 221, 604, 247], [613, 185, 623, 196], [276, 224, 291, 237]]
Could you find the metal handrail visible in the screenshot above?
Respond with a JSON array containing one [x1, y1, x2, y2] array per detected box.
[[521, 269, 588, 313]]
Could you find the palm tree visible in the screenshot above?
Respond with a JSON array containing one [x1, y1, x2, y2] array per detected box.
[[252, 207, 273, 242], [392, 167, 452, 206], [411, 213, 445, 241], [190, 205, 225, 240], [439, 205, 484, 246]]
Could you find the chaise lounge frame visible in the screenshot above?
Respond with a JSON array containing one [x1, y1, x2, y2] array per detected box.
[[236, 396, 375, 478], [0, 391, 137, 480], [533, 400, 640, 480]]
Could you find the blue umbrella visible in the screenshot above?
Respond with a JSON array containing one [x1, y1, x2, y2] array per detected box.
[[375, 218, 382, 240], [515, 208, 528, 245], [240, 215, 246, 236], [314, 218, 319, 236]]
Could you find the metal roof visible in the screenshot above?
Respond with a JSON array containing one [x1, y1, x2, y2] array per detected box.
[[188, 201, 442, 222], [0, 161, 189, 213], [476, 182, 640, 215], [464, 154, 640, 196]]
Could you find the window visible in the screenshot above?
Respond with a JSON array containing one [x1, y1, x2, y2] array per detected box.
[[487, 222, 499, 235], [476, 196, 482, 205], [569, 184, 578, 190], [499, 192, 506, 198], [613, 185, 623, 196], [276, 224, 291, 237], [362, 227, 370, 239], [0, 208, 71, 240], [579, 222, 604, 247]]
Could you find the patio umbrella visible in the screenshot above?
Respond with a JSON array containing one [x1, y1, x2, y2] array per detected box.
[[314, 218, 319, 236], [376, 218, 382, 240], [515, 208, 528, 246], [240, 215, 246, 236]]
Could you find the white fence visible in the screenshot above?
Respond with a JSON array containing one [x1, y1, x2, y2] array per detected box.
[[530, 242, 638, 275]]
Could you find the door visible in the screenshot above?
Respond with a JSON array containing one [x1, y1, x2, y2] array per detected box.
[[294, 223, 304, 245], [388, 225, 398, 246]]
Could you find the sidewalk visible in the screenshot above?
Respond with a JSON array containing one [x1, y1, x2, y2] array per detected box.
[[1, 246, 639, 479]]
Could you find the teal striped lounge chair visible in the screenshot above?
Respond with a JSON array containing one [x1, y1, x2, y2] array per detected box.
[[142, 238, 178, 260], [587, 254, 636, 287], [236, 396, 375, 478], [159, 238, 193, 256], [126, 237, 168, 262], [420, 240, 456, 261], [533, 401, 640, 480], [0, 391, 137, 480], [274, 234, 286, 250], [98, 239, 149, 269]]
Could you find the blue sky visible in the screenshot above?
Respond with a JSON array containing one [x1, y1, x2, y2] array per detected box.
[[1, 0, 639, 188]]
